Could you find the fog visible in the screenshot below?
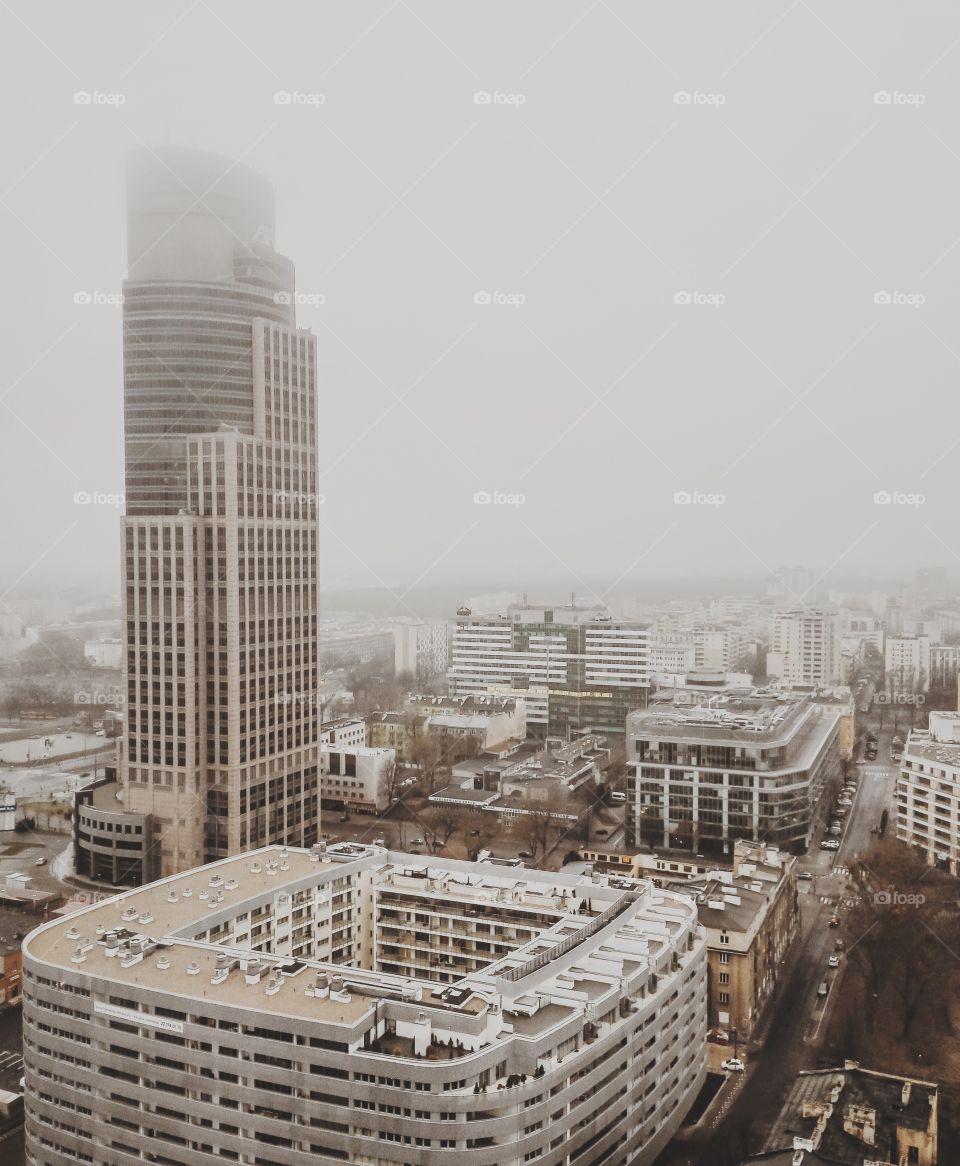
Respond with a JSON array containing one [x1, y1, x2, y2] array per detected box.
[[2, 1, 958, 616]]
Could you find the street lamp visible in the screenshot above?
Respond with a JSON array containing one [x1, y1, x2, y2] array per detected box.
[[729, 1027, 739, 1059]]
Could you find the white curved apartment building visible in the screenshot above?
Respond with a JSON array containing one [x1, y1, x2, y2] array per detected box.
[[23, 844, 707, 1166]]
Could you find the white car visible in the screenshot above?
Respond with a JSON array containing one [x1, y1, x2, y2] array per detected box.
[[828, 954, 841, 968], [721, 1058, 745, 1072], [821, 839, 841, 850]]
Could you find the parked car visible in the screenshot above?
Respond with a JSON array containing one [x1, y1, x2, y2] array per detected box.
[[34, 857, 47, 866], [817, 981, 829, 997], [828, 915, 840, 928], [828, 954, 841, 968], [828, 826, 842, 836], [518, 850, 532, 860], [798, 871, 813, 881], [821, 839, 841, 850], [721, 1058, 745, 1073]]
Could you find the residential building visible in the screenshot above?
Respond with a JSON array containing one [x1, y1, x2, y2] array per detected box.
[[742, 1065, 937, 1166], [673, 841, 798, 1042], [648, 638, 697, 685], [320, 744, 396, 813], [626, 691, 840, 854], [767, 610, 843, 688], [449, 604, 651, 738], [320, 626, 395, 670], [368, 695, 526, 762], [393, 621, 450, 681], [119, 147, 320, 876], [765, 565, 817, 604], [897, 711, 960, 875], [23, 842, 708, 1166], [928, 643, 960, 694], [884, 634, 931, 691]]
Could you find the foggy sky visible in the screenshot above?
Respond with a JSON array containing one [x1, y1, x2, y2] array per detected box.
[[1, 1, 958, 616]]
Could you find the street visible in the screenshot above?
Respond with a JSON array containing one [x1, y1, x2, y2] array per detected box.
[[658, 718, 901, 1164]]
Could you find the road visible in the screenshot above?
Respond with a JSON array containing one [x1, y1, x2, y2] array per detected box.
[[659, 722, 901, 1163]]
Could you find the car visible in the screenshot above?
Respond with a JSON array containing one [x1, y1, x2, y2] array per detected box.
[[798, 871, 813, 880], [470, 829, 480, 837], [828, 915, 840, 928], [828, 826, 842, 836], [518, 851, 532, 859], [411, 838, 425, 847], [821, 839, 841, 850], [817, 981, 829, 997], [610, 792, 626, 803], [95, 730, 106, 737], [34, 857, 47, 866], [838, 799, 852, 808], [595, 829, 608, 838], [834, 938, 845, 951], [828, 954, 841, 968], [721, 1058, 745, 1072]]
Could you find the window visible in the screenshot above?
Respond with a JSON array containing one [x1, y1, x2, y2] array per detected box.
[[719, 992, 730, 1005]]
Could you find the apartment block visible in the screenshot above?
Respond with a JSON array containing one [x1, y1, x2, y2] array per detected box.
[[767, 610, 843, 689], [897, 711, 960, 875], [23, 843, 708, 1166]]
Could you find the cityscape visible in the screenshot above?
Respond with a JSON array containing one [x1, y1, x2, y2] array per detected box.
[[2, 4, 960, 1166]]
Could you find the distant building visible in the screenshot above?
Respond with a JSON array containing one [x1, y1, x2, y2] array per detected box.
[[767, 609, 843, 688], [897, 711, 960, 875], [82, 638, 123, 669], [884, 634, 931, 691], [0, 942, 22, 1008], [393, 621, 450, 680], [766, 565, 817, 603], [368, 695, 525, 762], [742, 1064, 937, 1166], [627, 691, 840, 854], [320, 627, 394, 669], [319, 716, 367, 750], [929, 643, 960, 694], [449, 603, 652, 738]]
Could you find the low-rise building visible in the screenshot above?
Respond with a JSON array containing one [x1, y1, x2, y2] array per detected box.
[[0, 941, 22, 1007], [319, 716, 367, 750], [320, 743, 396, 813], [368, 695, 525, 762], [742, 1064, 938, 1165], [74, 779, 157, 888]]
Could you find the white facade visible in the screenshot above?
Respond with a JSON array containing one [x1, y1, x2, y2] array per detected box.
[[767, 610, 842, 688], [897, 712, 960, 875], [393, 621, 450, 679], [884, 635, 931, 690], [319, 716, 367, 750], [320, 743, 395, 812], [83, 638, 123, 669]]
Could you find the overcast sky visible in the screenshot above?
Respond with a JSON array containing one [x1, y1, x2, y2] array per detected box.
[[1, 1, 958, 613]]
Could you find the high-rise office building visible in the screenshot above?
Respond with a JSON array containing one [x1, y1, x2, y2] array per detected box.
[[119, 148, 320, 878], [449, 604, 651, 738]]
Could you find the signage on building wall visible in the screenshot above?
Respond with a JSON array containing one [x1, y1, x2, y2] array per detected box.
[[94, 1001, 184, 1033]]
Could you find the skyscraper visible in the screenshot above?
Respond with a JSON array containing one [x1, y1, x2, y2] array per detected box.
[[119, 148, 320, 877]]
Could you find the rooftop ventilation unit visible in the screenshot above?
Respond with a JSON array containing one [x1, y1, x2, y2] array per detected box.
[[186, 962, 201, 976]]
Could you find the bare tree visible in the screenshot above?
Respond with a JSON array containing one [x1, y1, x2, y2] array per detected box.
[[419, 804, 462, 852], [377, 759, 401, 811]]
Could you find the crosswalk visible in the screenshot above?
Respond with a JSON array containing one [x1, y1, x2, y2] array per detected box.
[[0, 1050, 23, 1072]]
